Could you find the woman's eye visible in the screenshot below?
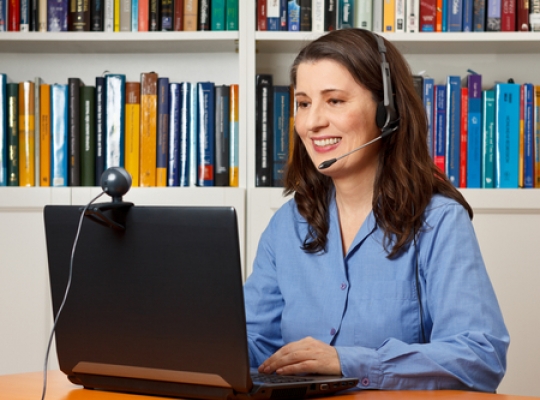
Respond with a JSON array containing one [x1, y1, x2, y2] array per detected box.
[[329, 98, 343, 105], [297, 101, 310, 108]]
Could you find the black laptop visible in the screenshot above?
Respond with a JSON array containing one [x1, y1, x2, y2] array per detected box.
[[44, 204, 359, 400]]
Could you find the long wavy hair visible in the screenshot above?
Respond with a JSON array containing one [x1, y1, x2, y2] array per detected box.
[[284, 29, 473, 258]]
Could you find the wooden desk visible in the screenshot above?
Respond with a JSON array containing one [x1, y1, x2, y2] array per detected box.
[[1, 371, 539, 400]]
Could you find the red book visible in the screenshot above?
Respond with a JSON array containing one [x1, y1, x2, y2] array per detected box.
[[501, 0, 516, 31], [8, 0, 20, 30], [420, 0, 437, 31], [516, 0, 529, 30], [174, 0, 183, 30], [257, 0, 267, 31], [138, 0, 149, 31], [459, 88, 468, 188]]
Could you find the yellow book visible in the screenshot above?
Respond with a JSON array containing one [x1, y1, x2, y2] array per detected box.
[[125, 82, 141, 187], [18, 81, 35, 187], [229, 84, 239, 187], [40, 84, 51, 186], [383, 0, 395, 32], [114, 0, 121, 31], [139, 72, 158, 187], [535, 86, 540, 188]]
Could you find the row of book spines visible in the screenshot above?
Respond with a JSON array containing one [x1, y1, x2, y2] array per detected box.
[[0, 0, 239, 32], [256, 0, 539, 33], [424, 76, 539, 189], [0, 78, 239, 187]]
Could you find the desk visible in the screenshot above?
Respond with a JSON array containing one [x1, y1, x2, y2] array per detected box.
[[1, 371, 539, 400]]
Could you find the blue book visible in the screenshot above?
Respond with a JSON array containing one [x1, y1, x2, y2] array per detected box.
[[95, 76, 106, 185], [50, 84, 69, 187], [157, 77, 169, 186], [0, 0, 6, 31], [0, 74, 6, 186], [442, 0, 448, 31], [272, 86, 290, 187], [214, 85, 230, 187], [473, 0, 485, 30], [179, 82, 192, 187], [523, 83, 535, 188], [466, 74, 482, 188], [481, 90, 495, 188], [104, 74, 126, 170], [447, 0, 463, 31], [131, 0, 138, 31], [494, 83, 520, 188], [189, 83, 198, 186], [445, 75, 461, 186], [423, 77, 434, 158], [196, 82, 215, 186], [168, 82, 180, 187], [486, 0, 500, 30], [229, 84, 239, 187], [20, 0, 30, 31], [211, 0, 226, 30], [288, 0, 300, 31], [48, 0, 68, 31], [337, 0, 355, 28], [463, 0, 474, 30], [434, 85, 447, 174], [279, 0, 288, 30]]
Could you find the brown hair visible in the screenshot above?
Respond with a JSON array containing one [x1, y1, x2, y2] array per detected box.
[[284, 29, 472, 258]]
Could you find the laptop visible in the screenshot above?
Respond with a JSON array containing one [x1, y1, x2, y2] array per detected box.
[[44, 204, 359, 400]]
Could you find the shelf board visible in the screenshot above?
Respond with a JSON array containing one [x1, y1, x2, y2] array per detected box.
[[255, 32, 540, 55], [0, 31, 240, 53]]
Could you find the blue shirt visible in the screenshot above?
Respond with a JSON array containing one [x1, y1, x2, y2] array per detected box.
[[244, 194, 509, 392]]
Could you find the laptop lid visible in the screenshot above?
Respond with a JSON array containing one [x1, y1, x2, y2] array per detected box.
[[44, 204, 358, 400]]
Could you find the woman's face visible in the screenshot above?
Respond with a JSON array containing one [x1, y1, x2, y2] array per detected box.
[[294, 59, 381, 179]]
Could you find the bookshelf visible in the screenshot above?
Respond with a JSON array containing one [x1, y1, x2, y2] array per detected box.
[[2, 2, 540, 396]]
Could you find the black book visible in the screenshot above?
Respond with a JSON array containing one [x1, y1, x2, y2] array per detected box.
[[324, 0, 336, 31], [161, 0, 173, 30], [150, 0, 161, 30], [95, 76, 106, 185], [214, 85, 230, 187], [91, 0, 104, 31], [300, 0, 312, 31], [255, 74, 273, 187], [68, 77, 84, 186], [6, 83, 19, 186], [198, 0, 210, 30]]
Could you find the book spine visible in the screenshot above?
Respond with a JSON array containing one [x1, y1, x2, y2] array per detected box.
[[91, 0, 104, 30], [70, 0, 91, 30], [466, 74, 482, 188], [325, 0, 336, 30], [30, 0, 38, 30], [50, 84, 68, 187], [486, 0, 501, 30], [462, 0, 473, 30], [435, 0, 442, 30], [80, 85, 96, 186], [196, 81, 215, 186], [120, 0, 132, 31], [258, 0, 267, 30], [198, 0, 210, 30], [423, 77, 434, 158], [161, 0, 172, 30], [255, 74, 273, 187], [189, 82, 198, 186], [407, 0, 420, 32], [372, 0, 383, 31], [211, 0, 225, 30], [95, 76, 105, 185], [125, 81, 141, 186], [311, 0, 324, 31], [229, 84, 239, 187], [272, 86, 290, 187], [20, 0, 29, 31], [105, 74, 126, 170], [156, 77, 169, 186], [0, 0, 6, 31], [6, 83, 19, 186], [481, 90, 495, 188], [138, 0, 148, 30], [168, 82, 180, 186], [300, 0, 312, 30], [149, 0, 160, 30], [383, 0, 395, 31], [394, 0, 405, 31], [139, 72, 158, 187], [523, 83, 534, 188], [0, 74, 6, 185], [131, 0, 138, 30], [183, 0, 197, 30], [459, 87, 468, 188], [173, 0, 183, 30], [40, 83, 51, 186], [226, 0, 238, 30], [445, 75, 461, 186], [356, 0, 373, 30], [473, 0, 485, 30], [433, 85, 446, 174], [179, 82, 191, 187], [501, 0, 515, 30], [214, 84, 230, 187], [494, 83, 520, 188], [516, 0, 529, 30], [34, 77, 41, 184], [104, 0, 113, 31], [48, 0, 68, 31], [519, 85, 524, 187], [267, 0, 280, 30], [279, 0, 287, 30], [68, 77, 82, 186], [288, 0, 300, 30], [535, 86, 540, 187], [447, 0, 462, 31], [18, 81, 35, 186], [8, 0, 20, 31], [37, 0, 47, 30]]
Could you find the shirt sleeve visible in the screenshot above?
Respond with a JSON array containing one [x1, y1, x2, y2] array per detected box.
[[336, 203, 510, 392]]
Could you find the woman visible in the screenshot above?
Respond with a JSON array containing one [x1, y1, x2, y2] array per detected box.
[[244, 29, 509, 392]]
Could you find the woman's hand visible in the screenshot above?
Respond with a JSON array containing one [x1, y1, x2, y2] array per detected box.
[[258, 337, 342, 376]]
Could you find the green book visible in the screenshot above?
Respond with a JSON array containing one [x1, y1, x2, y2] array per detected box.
[[481, 90, 495, 188], [226, 0, 239, 30], [6, 83, 19, 186], [80, 85, 96, 186], [211, 0, 226, 30]]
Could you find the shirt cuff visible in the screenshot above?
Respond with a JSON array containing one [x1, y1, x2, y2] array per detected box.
[[335, 346, 382, 389]]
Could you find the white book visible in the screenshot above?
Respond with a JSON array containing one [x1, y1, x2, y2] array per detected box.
[[372, 0, 384, 31], [355, 0, 372, 29], [267, 0, 280, 18], [38, 0, 47, 31], [406, 0, 419, 31], [312, 0, 325, 32], [395, 0, 406, 32], [104, 0, 114, 32]]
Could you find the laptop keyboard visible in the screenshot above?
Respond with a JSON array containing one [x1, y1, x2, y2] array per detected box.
[[251, 373, 314, 384]]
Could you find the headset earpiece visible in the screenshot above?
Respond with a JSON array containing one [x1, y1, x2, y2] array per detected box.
[[376, 101, 387, 129]]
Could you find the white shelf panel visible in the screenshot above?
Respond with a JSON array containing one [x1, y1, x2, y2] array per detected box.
[[0, 187, 71, 209], [0, 31, 240, 53]]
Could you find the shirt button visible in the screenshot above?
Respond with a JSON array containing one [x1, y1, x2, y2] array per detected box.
[[330, 328, 336, 335], [361, 378, 370, 387], [340, 283, 347, 290]]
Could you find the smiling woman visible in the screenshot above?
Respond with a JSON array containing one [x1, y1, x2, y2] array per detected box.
[[243, 28, 509, 392]]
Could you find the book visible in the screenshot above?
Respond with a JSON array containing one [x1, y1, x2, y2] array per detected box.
[[394, 0, 405, 31], [466, 73, 482, 188], [288, 0, 300, 30], [91, 0, 104, 30], [114, 0, 120, 30], [383, 0, 395, 31], [138, 0, 148, 30], [447, 0, 462, 31], [300, 0, 312, 30], [120, 0, 132, 31], [337, 0, 353, 29], [272, 85, 290, 187], [412, 75, 424, 102], [0, 74, 7, 186], [433, 85, 446, 174], [0, 0, 6, 31], [196, 81, 215, 186], [226, 0, 239, 30], [139, 71, 158, 187], [501, 0, 515, 31], [435, 0, 443, 30], [168, 82, 180, 186], [422, 77, 434, 158], [486, 0, 501, 30], [459, 87, 468, 188], [535, 86, 540, 187], [34, 77, 41, 186], [50, 84, 68, 187], [325, 0, 336, 31], [473, 0, 486, 30], [80, 85, 95, 186], [104, 73, 126, 170], [406, 0, 420, 31], [481, 90, 495, 188], [104, 0, 114, 31], [356, 0, 373, 30], [445, 75, 461, 186], [48, 0, 68, 31], [189, 82, 198, 186], [38, 0, 48, 30], [125, 81, 140, 186], [258, 0, 268, 30], [312, 0, 325, 31], [229, 84, 239, 187], [373, 0, 383, 31], [518, 85, 524, 187], [18, 81, 35, 187], [179, 82, 192, 187], [31, 0, 38, 31], [161, 0, 172, 30], [279, 0, 288, 29], [516, 0, 529, 30], [149, 0, 160, 30], [198, 0, 210, 30], [156, 77, 169, 187], [173, 0, 183, 29], [20, 0, 29, 31], [95, 76, 106, 185], [255, 74, 273, 187], [214, 84, 230, 187], [183, 0, 197, 30], [267, 0, 280, 30], [6, 83, 19, 186], [68, 77, 83, 186], [522, 83, 534, 188], [132, 0, 138, 30], [494, 83, 520, 188], [463, 0, 474, 30], [69, 0, 91, 30], [39, 83, 51, 186]]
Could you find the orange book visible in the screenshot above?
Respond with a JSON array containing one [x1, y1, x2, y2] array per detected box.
[[138, 0, 149, 30], [183, 0, 198, 31], [289, 84, 295, 160], [139, 72, 158, 187], [40, 83, 51, 186], [435, 0, 443, 31], [18, 81, 35, 187], [229, 84, 239, 187], [125, 82, 141, 186], [383, 0, 395, 32]]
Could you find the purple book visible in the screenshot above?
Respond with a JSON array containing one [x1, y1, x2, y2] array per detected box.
[[48, 0, 68, 31]]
